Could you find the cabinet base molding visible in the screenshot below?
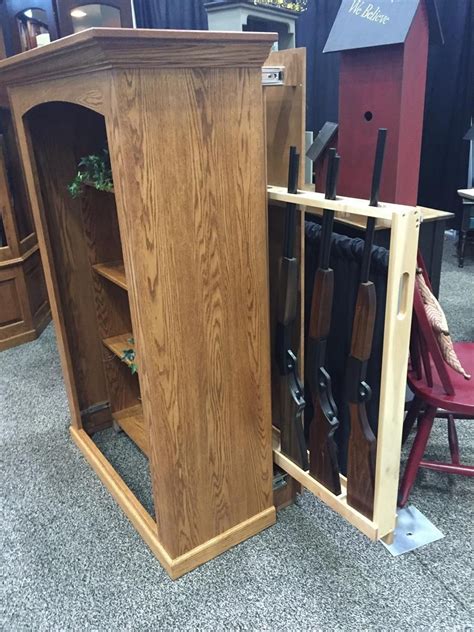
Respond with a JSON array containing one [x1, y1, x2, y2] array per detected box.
[[70, 427, 276, 579], [0, 316, 49, 351], [0, 250, 51, 351]]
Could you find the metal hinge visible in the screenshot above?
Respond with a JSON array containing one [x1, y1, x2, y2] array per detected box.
[[273, 468, 289, 491], [262, 66, 285, 86], [80, 401, 110, 421]]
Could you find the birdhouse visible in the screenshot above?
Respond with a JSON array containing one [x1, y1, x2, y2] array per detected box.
[[205, 1, 307, 50], [324, 0, 442, 205]]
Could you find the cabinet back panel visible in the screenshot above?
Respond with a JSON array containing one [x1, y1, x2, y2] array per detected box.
[[26, 102, 109, 412]]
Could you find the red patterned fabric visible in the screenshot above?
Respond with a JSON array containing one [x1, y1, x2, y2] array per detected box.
[[416, 270, 471, 380]]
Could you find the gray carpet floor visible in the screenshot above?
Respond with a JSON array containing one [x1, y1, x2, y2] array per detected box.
[[1, 237, 473, 631]]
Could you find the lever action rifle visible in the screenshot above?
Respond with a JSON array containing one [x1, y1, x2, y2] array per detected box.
[[307, 148, 342, 494], [346, 128, 387, 519], [276, 146, 308, 470]]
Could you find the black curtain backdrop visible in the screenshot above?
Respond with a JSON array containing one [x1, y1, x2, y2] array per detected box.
[[418, 0, 474, 225], [295, 0, 341, 134], [134, 0, 208, 30], [305, 221, 389, 473]]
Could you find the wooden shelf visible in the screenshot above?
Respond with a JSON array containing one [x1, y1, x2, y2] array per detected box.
[[113, 404, 148, 456], [93, 261, 128, 290], [103, 332, 135, 368], [84, 181, 115, 194]]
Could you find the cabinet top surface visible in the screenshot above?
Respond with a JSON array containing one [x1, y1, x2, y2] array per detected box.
[[0, 27, 277, 86]]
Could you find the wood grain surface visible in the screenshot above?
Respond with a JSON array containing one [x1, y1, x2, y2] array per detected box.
[[80, 185, 141, 425], [103, 332, 134, 365], [264, 49, 306, 188], [108, 66, 274, 559], [347, 402, 377, 519], [113, 404, 147, 455], [6, 31, 276, 572], [73, 424, 275, 579], [0, 28, 277, 86], [93, 261, 128, 290]]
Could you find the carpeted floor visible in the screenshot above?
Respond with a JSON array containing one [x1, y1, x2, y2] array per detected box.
[[1, 238, 472, 631]]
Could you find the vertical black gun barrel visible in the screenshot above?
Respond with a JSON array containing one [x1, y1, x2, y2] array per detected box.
[[361, 129, 387, 283], [283, 146, 299, 258], [369, 128, 387, 207], [320, 149, 340, 270]]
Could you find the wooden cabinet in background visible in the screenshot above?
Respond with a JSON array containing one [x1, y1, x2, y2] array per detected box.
[[0, 104, 50, 351], [0, 0, 133, 57]]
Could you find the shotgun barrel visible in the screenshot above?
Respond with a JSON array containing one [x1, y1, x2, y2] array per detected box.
[[346, 128, 387, 519], [307, 148, 342, 493], [276, 146, 308, 470]]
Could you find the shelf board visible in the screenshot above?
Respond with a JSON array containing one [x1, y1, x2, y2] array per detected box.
[[113, 404, 148, 456], [84, 181, 115, 194], [93, 261, 128, 290], [103, 332, 135, 369]]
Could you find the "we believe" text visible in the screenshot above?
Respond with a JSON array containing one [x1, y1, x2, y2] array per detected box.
[[348, 0, 391, 25]]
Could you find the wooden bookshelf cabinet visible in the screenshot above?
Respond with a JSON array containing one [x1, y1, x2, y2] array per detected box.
[[0, 28, 277, 578]]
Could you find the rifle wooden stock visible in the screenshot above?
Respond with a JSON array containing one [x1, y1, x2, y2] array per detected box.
[[276, 255, 305, 467], [309, 396, 341, 493], [309, 268, 333, 340], [350, 282, 376, 360], [347, 278, 377, 518], [347, 402, 376, 518], [307, 267, 341, 494]]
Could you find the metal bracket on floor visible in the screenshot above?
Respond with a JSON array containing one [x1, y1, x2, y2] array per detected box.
[[381, 505, 444, 556]]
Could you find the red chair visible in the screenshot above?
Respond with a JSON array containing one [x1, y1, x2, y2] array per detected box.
[[398, 260, 474, 507]]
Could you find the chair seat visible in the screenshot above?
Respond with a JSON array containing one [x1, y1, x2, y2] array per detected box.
[[408, 342, 474, 414]]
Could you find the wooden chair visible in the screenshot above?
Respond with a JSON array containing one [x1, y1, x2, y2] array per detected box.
[[398, 259, 474, 507]]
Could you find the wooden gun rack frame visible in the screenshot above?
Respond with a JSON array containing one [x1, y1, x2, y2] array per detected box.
[[268, 186, 421, 542]]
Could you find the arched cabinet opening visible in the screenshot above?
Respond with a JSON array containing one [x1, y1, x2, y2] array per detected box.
[[25, 101, 152, 509]]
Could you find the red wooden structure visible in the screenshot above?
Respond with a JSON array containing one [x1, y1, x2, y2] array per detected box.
[[324, 0, 441, 205]]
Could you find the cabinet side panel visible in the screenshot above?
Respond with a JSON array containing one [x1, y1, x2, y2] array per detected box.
[[108, 67, 273, 558]]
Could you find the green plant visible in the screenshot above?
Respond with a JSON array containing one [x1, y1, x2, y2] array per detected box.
[[121, 338, 137, 374], [67, 148, 114, 198], [253, 0, 307, 12]]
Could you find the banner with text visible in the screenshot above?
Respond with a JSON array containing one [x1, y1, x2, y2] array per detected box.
[[324, 0, 420, 53]]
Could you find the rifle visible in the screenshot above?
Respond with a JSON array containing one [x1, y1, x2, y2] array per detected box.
[[276, 146, 308, 470], [307, 148, 341, 494], [346, 128, 387, 519]]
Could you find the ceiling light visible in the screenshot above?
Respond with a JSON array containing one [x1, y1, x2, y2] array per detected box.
[[24, 9, 33, 18], [70, 9, 87, 18]]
